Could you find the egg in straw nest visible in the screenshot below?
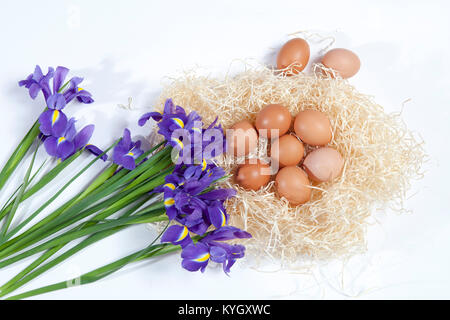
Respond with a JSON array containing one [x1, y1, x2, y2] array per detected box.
[[152, 63, 425, 269]]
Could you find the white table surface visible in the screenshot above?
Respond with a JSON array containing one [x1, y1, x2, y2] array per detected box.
[[0, 0, 449, 300]]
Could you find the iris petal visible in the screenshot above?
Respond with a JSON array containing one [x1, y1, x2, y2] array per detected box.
[[38, 109, 68, 137], [56, 139, 75, 160], [53, 66, 69, 93], [85, 144, 108, 161], [43, 136, 59, 157], [47, 93, 67, 110], [73, 124, 95, 151]]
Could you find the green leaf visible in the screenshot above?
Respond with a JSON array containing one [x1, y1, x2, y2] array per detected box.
[[0, 197, 151, 295], [0, 143, 39, 238], [0, 159, 48, 221], [0, 150, 83, 223], [0, 191, 152, 269], [2, 140, 117, 242], [0, 168, 169, 266], [0, 120, 41, 193], [4, 223, 175, 300], [0, 199, 167, 267], [0, 142, 171, 277]]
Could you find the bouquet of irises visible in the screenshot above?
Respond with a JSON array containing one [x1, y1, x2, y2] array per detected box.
[[0, 65, 251, 299]]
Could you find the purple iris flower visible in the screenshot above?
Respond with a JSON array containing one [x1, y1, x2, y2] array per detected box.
[[43, 118, 97, 161], [138, 98, 186, 128], [19, 65, 103, 161], [181, 226, 251, 273], [160, 225, 193, 248], [49, 67, 94, 105], [62, 76, 94, 104], [139, 99, 227, 167], [18, 65, 54, 100], [19, 65, 94, 106], [39, 108, 68, 137], [138, 99, 203, 151], [158, 163, 235, 235], [191, 116, 226, 163], [112, 129, 144, 170]]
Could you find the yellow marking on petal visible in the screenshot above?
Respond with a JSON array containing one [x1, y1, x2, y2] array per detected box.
[[220, 209, 226, 227], [164, 198, 175, 207], [126, 152, 134, 157], [57, 137, 66, 144], [171, 137, 184, 149], [176, 226, 189, 242], [201, 159, 207, 171], [192, 127, 202, 133], [78, 87, 84, 92], [194, 253, 210, 262], [172, 118, 184, 128], [51, 110, 60, 125], [164, 183, 176, 190]]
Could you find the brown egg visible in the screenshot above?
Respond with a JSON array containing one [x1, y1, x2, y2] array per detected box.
[[271, 134, 304, 167], [321, 48, 361, 79], [277, 38, 310, 75], [226, 120, 258, 157], [255, 104, 292, 139], [275, 166, 311, 205], [294, 110, 332, 146], [303, 147, 344, 182], [235, 160, 272, 191]]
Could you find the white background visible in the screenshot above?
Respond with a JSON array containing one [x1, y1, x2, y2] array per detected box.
[[0, 0, 449, 299]]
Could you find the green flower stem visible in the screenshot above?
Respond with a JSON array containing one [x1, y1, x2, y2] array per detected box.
[[18, 147, 172, 239], [5, 231, 183, 300], [6, 241, 184, 300], [122, 153, 172, 191], [0, 81, 74, 194], [0, 188, 83, 254], [9, 162, 118, 240], [1, 141, 117, 243], [0, 194, 163, 290], [0, 159, 118, 255], [0, 246, 61, 297], [0, 200, 164, 297], [0, 165, 172, 264], [0, 136, 163, 249], [0, 120, 41, 193], [0, 140, 172, 297], [4, 151, 103, 240], [0, 151, 82, 222], [0, 159, 48, 221], [0, 196, 151, 293], [0, 189, 152, 269], [0, 144, 39, 239], [42, 161, 172, 239]]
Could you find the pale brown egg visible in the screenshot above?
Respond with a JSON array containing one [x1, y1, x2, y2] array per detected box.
[[303, 147, 344, 182], [235, 160, 272, 191], [321, 48, 361, 79], [271, 134, 304, 167], [294, 110, 332, 146], [276, 38, 310, 75], [255, 104, 292, 139], [275, 166, 311, 205], [226, 120, 258, 157]]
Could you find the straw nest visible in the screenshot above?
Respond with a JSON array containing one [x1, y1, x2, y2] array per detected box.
[[154, 64, 425, 267]]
